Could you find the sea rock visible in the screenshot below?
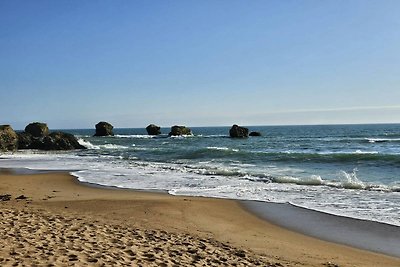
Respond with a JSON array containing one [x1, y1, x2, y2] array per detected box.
[[249, 131, 262, 137], [94, 121, 114, 136], [17, 132, 34, 149], [169, 125, 192, 136], [18, 127, 86, 150], [0, 125, 18, 151], [146, 124, 161, 135], [25, 122, 49, 137], [41, 132, 86, 150], [229, 125, 249, 138]]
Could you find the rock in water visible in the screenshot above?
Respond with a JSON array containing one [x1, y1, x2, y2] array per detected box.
[[41, 132, 86, 150], [0, 125, 18, 151], [25, 122, 49, 137], [17, 132, 33, 149], [94, 121, 114, 136], [229, 125, 249, 138], [249, 131, 262, 137], [169, 126, 192, 136], [146, 124, 161, 135]]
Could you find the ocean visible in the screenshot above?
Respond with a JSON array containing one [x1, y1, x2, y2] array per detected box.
[[1, 124, 400, 226]]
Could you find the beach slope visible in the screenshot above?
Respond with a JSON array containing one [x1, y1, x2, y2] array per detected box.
[[0, 170, 399, 266]]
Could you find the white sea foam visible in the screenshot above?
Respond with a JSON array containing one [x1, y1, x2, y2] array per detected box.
[[101, 144, 130, 149], [272, 175, 323, 186], [114, 134, 155, 139], [338, 169, 365, 189], [1, 150, 400, 226], [353, 150, 379, 155], [207, 146, 239, 152], [367, 138, 400, 143], [78, 138, 100, 149], [77, 139, 130, 150]]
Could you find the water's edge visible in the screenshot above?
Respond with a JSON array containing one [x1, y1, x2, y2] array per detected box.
[[1, 167, 398, 258], [243, 200, 400, 258]]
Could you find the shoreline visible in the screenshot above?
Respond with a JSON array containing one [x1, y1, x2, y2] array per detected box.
[[76, 170, 400, 257], [1, 169, 399, 266], [243, 201, 400, 258]]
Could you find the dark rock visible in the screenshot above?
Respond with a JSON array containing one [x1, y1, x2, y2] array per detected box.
[[15, 195, 28, 200], [0, 125, 18, 151], [41, 132, 86, 150], [17, 132, 33, 149], [94, 121, 114, 136], [249, 131, 262, 137], [25, 122, 49, 137], [18, 130, 85, 151], [169, 125, 192, 136], [146, 124, 161, 135], [229, 125, 249, 138]]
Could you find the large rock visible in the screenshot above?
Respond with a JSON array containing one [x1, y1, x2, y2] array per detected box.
[[25, 122, 49, 137], [18, 131, 86, 150], [41, 132, 86, 150], [94, 121, 114, 136], [0, 125, 18, 151], [146, 124, 161, 135], [229, 125, 249, 138], [169, 125, 192, 136], [17, 132, 34, 149], [249, 131, 262, 137]]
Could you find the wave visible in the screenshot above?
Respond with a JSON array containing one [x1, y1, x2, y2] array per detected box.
[[206, 146, 239, 152], [367, 138, 400, 143], [272, 175, 324, 186], [77, 139, 130, 150], [114, 134, 156, 139], [260, 169, 396, 191], [256, 151, 400, 164]]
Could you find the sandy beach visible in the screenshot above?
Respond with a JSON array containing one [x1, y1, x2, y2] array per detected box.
[[0, 170, 399, 266]]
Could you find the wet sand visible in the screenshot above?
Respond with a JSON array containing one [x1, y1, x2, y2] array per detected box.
[[244, 201, 400, 258], [1, 170, 399, 266]]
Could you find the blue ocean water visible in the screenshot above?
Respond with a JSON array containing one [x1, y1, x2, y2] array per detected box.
[[1, 124, 400, 226]]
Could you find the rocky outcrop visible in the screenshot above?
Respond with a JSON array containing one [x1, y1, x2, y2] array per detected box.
[[15, 122, 86, 151], [229, 125, 249, 138], [25, 122, 49, 137], [146, 124, 161, 135], [249, 131, 262, 137], [41, 132, 86, 150], [169, 126, 192, 136], [94, 122, 114, 137], [17, 132, 34, 149], [0, 125, 18, 151]]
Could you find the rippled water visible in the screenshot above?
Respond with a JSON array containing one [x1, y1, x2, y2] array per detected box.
[[1, 124, 400, 226]]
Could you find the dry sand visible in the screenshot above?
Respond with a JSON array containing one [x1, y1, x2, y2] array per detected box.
[[0, 170, 399, 266]]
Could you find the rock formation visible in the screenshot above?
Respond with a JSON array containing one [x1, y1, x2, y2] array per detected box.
[[249, 131, 262, 137], [0, 125, 18, 151], [25, 122, 49, 137], [229, 125, 249, 138], [0, 122, 86, 151], [17, 132, 34, 149], [41, 132, 86, 150], [146, 124, 161, 135], [94, 121, 114, 137], [169, 126, 192, 136]]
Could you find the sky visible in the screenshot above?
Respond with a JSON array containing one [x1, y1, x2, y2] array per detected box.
[[1, 0, 400, 129]]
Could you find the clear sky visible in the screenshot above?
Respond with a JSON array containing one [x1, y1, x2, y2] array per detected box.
[[1, 0, 400, 129]]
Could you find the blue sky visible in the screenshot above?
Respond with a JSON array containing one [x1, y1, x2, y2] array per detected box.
[[1, 0, 399, 129]]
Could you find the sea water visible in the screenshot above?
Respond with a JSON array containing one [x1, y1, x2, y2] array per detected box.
[[1, 124, 399, 226]]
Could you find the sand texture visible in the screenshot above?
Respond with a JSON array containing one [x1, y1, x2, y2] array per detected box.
[[0, 207, 274, 266], [1, 171, 399, 266]]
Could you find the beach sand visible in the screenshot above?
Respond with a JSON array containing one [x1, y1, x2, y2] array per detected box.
[[0, 170, 399, 266]]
